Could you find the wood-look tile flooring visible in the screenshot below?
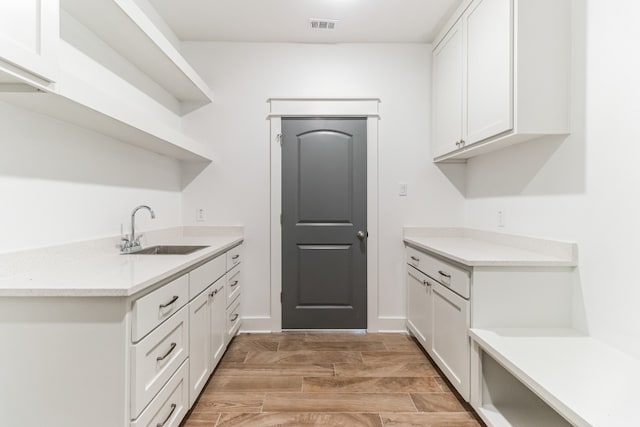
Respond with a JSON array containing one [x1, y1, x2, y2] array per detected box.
[[181, 332, 483, 427]]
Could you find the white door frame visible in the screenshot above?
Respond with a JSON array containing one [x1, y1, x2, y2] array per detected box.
[[244, 98, 381, 332]]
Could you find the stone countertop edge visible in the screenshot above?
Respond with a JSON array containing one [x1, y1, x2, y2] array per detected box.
[[0, 227, 243, 297], [403, 227, 578, 268]]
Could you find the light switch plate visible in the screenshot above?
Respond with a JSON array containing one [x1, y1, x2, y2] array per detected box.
[[196, 207, 206, 222], [399, 182, 408, 196]]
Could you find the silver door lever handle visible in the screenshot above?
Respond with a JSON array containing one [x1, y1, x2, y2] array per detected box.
[[356, 231, 366, 240]]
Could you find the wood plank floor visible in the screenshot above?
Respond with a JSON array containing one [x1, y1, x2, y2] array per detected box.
[[181, 332, 484, 427]]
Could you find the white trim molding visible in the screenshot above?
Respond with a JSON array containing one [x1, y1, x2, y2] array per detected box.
[[262, 98, 384, 332]]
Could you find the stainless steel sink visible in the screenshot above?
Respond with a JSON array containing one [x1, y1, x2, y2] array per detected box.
[[125, 245, 209, 255]]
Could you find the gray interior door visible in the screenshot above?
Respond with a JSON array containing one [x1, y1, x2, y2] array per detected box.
[[282, 118, 367, 329]]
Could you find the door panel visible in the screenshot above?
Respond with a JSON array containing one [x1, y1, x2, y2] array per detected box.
[[282, 118, 367, 329], [298, 131, 353, 223]]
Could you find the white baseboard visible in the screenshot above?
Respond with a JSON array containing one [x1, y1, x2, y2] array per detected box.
[[240, 316, 407, 334]]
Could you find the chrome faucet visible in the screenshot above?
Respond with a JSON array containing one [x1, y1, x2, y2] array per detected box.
[[121, 205, 156, 253]]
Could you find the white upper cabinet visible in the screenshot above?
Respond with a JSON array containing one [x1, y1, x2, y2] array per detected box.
[[433, 20, 463, 158], [432, 0, 570, 162], [0, 0, 59, 90]]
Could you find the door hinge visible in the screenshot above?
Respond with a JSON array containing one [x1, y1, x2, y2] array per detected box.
[[276, 133, 283, 146]]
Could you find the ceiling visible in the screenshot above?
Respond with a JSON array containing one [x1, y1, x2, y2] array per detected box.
[[148, 0, 463, 44]]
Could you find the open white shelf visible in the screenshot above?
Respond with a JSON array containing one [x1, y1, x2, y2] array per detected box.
[[470, 328, 640, 427], [0, 72, 213, 162], [60, 0, 213, 116]]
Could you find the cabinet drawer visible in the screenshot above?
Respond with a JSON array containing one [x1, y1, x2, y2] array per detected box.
[[226, 245, 242, 271], [189, 255, 225, 299], [406, 246, 470, 299], [226, 299, 241, 342], [131, 359, 189, 427], [131, 306, 189, 418], [226, 267, 241, 308], [132, 274, 189, 342]]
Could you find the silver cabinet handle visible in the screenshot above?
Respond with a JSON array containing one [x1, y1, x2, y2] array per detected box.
[[455, 140, 460, 147], [232, 254, 240, 260], [156, 403, 176, 427], [410, 256, 419, 262], [156, 342, 177, 361], [438, 270, 451, 279], [422, 280, 431, 287], [209, 288, 220, 298], [460, 139, 465, 147], [230, 313, 239, 322], [230, 280, 239, 288], [159, 295, 179, 309]]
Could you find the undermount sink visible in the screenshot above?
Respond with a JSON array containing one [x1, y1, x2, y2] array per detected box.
[[126, 245, 209, 255]]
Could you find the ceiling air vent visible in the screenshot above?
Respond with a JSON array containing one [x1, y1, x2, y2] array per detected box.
[[309, 18, 338, 30]]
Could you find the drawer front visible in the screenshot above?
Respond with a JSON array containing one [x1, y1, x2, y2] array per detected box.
[[226, 267, 241, 308], [131, 307, 189, 418], [189, 255, 226, 299], [225, 299, 241, 343], [407, 246, 470, 299], [226, 245, 242, 271], [131, 359, 189, 427], [132, 274, 189, 342]]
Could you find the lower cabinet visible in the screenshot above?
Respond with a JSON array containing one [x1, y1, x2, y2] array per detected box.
[[188, 277, 226, 406], [406, 266, 432, 348], [406, 246, 471, 401], [431, 281, 470, 399]]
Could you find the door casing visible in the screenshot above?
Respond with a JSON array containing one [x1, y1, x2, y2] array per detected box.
[[241, 98, 392, 332]]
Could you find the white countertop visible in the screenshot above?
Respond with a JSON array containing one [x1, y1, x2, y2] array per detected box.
[[403, 227, 577, 267], [0, 227, 243, 297]]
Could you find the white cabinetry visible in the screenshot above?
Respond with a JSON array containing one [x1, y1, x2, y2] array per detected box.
[[0, 0, 58, 89], [0, 241, 243, 427], [431, 281, 470, 399], [406, 266, 432, 348], [432, 0, 570, 162], [188, 246, 242, 406], [406, 246, 471, 400]]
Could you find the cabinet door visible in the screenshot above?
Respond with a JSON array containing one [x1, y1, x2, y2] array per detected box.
[[188, 288, 210, 407], [433, 19, 463, 158], [0, 0, 58, 86], [463, 0, 513, 144], [406, 267, 432, 349], [431, 283, 470, 400], [209, 280, 226, 370]]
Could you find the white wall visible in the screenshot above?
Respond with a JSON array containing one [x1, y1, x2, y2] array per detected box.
[[0, 101, 183, 253], [464, 0, 640, 356], [180, 42, 466, 330]]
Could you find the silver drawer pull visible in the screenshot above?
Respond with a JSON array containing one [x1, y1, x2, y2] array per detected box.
[[230, 313, 239, 322], [438, 270, 451, 279], [422, 280, 431, 287], [156, 342, 177, 362], [230, 280, 239, 288], [156, 403, 176, 427], [159, 295, 179, 309], [209, 288, 220, 298], [232, 254, 240, 260], [410, 256, 420, 262]]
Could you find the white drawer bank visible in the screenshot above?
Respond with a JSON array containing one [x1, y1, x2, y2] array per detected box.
[[403, 228, 578, 422], [0, 230, 243, 427]]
